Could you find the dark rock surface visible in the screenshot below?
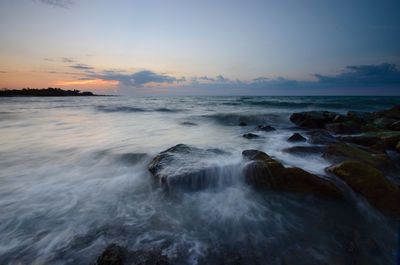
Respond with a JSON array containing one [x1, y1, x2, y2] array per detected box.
[[257, 124, 276, 131], [290, 111, 340, 129], [243, 133, 260, 139], [148, 144, 231, 191], [326, 161, 400, 217], [96, 244, 126, 265], [287, 133, 306, 142], [242, 150, 343, 199]]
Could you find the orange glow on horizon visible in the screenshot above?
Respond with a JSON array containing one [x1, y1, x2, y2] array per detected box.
[[54, 79, 119, 87]]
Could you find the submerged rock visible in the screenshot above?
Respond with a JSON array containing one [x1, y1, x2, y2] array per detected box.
[[282, 146, 326, 155], [287, 133, 306, 142], [290, 111, 340, 129], [96, 244, 171, 265], [322, 143, 391, 169], [326, 161, 400, 217], [96, 244, 126, 265], [257, 124, 276, 131], [306, 130, 339, 145], [242, 150, 342, 199], [148, 144, 232, 191], [239, 121, 247, 126], [243, 133, 260, 139]]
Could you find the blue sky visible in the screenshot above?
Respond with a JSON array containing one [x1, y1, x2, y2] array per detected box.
[[0, 0, 399, 95]]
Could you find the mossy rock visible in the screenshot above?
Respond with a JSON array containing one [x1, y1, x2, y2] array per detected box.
[[322, 143, 391, 168], [243, 150, 343, 199], [326, 161, 400, 217]]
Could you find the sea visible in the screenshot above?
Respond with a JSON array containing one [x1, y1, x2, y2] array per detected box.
[[0, 96, 399, 264]]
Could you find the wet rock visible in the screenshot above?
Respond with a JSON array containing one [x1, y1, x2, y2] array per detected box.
[[290, 111, 340, 129], [374, 105, 400, 120], [389, 120, 400, 131], [243, 133, 260, 139], [396, 141, 400, 153], [242, 150, 343, 199], [339, 131, 400, 150], [326, 161, 400, 217], [181, 121, 197, 126], [325, 121, 362, 134], [372, 117, 397, 129], [322, 143, 391, 169], [130, 249, 171, 265], [239, 121, 247, 126], [282, 146, 326, 155], [148, 144, 231, 191], [306, 130, 339, 145], [257, 124, 276, 131], [96, 244, 126, 265], [287, 133, 306, 142], [347, 111, 374, 123]]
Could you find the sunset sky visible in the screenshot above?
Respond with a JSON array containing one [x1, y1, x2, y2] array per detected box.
[[1, 0, 400, 95]]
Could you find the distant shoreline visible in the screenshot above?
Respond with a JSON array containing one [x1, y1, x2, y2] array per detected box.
[[0, 88, 114, 97]]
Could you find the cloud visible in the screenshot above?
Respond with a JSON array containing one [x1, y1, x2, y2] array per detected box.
[[70, 64, 95, 71], [92, 70, 177, 87], [36, 0, 74, 8], [62, 57, 74, 63], [314, 63, 400, 87]]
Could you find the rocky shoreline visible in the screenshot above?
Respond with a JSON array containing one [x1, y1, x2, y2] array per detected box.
[[95, 105, 400, 265]]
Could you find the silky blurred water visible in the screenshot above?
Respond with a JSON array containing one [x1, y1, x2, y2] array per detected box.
[[0, 96, 399, 264]]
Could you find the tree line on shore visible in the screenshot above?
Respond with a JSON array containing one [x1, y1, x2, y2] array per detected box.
[[0, 87, 95, 97]]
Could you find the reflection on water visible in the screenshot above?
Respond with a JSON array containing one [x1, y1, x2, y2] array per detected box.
[[0, 96, 399, 264]]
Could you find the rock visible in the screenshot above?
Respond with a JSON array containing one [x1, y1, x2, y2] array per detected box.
[[181, 121, 197, 126], [306, 130, 339, 145], [389, 120, 400, 131], [322, 143, 391, 169], [130, 250, 171, 265], [339, 131, 400, 150], [96, 244, 126, 265], [242, 150, 342, 199], [282, 146, 326, 155], [372, 117, 397, 129], [239, 121, 247, 126], [243, 133, 259, 139], [374, 105, 400, 120], [287, 133, 306, 142], [257, 125, 276, 131], [325, 121, 362, 134], [148, 144, 230, 191], [347, 111, 374, 123], [290, 111, 340, 129], [326, 161, 400, 217], [396, 141, 400, 153]]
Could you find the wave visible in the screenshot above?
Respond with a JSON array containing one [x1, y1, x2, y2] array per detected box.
[[95, 105, 182, 113], [203, 113, 284, 126], [96, 105, 146, 113]]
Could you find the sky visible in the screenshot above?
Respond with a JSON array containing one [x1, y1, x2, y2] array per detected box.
[[0, 0, 400, 95]]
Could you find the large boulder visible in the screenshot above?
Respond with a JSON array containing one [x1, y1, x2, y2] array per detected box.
[[290, 111, 340, 129], [326, 161, 400, 217], [374, 105, 400, 120], [242, 150, 342, 199], [324, 121, 362, 134], [148, 144, 231, 191], [338, 131, 400, 150], [306, 130, 340, 145], [322, 143, 392, 169]]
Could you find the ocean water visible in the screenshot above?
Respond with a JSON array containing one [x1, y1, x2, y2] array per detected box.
[[0, 96, 399, 264]]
